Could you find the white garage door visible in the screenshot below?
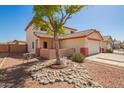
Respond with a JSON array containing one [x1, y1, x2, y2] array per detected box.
[[88, 40, 100, 55]]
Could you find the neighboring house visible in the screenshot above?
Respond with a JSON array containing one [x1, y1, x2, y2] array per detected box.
[[25, 22, 104, 59], [102, 36, 113, 51], [121, 41, 124, 49], [8, 40, 27, 45], [113, 40, 121, 49]]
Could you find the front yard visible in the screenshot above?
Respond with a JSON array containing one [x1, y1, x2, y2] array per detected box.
[[0, 53, 124, 88], [84, 61, 124, 88], [0, 53, 99, 88], [0, 53, 72, 88]]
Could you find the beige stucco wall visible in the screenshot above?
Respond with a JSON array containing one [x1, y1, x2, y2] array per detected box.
[[86, 32, 102, 55], [26, 23, 77, 54], [64, 27, 76, 34], [101, 40, 112, 50], [26, 24, 39, 53], [40, 48, 75, 59], [107, 38, 113, 48], [39, 38, 53, 49], [100, 41, 107, 52], [88, 32, 102, 40], [103, 37, 113, 49], [26, 23, 106, 56], [60, 38, 85, 53]]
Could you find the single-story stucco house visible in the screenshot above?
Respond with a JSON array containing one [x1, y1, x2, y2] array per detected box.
[[102, 36, 113, 52], [25, 22, 110, 59], [113, 40, 121, 49], [8, 40, 27, 45]]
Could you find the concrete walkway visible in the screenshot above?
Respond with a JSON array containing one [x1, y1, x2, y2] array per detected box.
[[85, 53, 124, 67]]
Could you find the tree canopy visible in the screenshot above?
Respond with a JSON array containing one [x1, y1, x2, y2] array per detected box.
[[33, 5, 85, 35]]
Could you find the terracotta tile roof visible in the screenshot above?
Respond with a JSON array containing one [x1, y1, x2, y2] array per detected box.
[[34, 31, 53, 38], [64, 26, 77, 31], [34, 29, 103, 40], [60, 29, 95, 39]]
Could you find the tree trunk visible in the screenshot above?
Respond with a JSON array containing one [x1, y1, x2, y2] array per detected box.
[[54, 31, 62, 65]]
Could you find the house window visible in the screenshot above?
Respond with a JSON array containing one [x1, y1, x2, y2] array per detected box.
[[71, 31, 74, 33], [40, 27, 47, 31], [32, 42, 34, 49], [43, 42, 48, 48]]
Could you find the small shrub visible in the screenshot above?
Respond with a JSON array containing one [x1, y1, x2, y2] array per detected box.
[[105, 48, 113, 53], [70, 53, 85, 63]]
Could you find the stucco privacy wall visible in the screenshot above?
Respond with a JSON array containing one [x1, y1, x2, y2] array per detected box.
[[40, 48, 75, 59], [60, 38, 86, 53]]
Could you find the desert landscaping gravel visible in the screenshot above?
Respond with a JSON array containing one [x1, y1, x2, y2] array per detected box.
[[84, 61, 124, 88], [1, 53, 124, 88], [0, 54, 77, 88], [31, 58, 101, 88]]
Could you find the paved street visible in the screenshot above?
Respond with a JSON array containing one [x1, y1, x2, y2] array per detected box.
[[114, 49, 124, 55]]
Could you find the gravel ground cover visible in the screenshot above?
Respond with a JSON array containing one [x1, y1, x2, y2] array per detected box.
[[31, 58, 101, 88], [0, 54, 73, 88], [1, 53, 124, 88], [84, 61, 124, 88], [0, 54, 90, 88]]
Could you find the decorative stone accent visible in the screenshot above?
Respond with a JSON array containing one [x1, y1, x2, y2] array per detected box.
[[31, 58, 102, 88]]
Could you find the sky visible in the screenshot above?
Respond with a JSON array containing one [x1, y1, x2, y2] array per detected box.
[[0, 5, 124, 42]]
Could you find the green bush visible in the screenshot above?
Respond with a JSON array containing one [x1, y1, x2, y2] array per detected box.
[[105, 48, 113, 53], [70, 53, 85, 63]]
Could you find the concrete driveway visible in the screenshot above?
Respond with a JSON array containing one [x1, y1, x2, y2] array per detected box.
[[85, 53, 124, 67]]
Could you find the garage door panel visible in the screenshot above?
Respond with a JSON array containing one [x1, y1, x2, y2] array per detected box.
[[88, 40, 100, 55]]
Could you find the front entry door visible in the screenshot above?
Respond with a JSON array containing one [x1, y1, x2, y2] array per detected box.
[[43, 42, 48, 48]]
